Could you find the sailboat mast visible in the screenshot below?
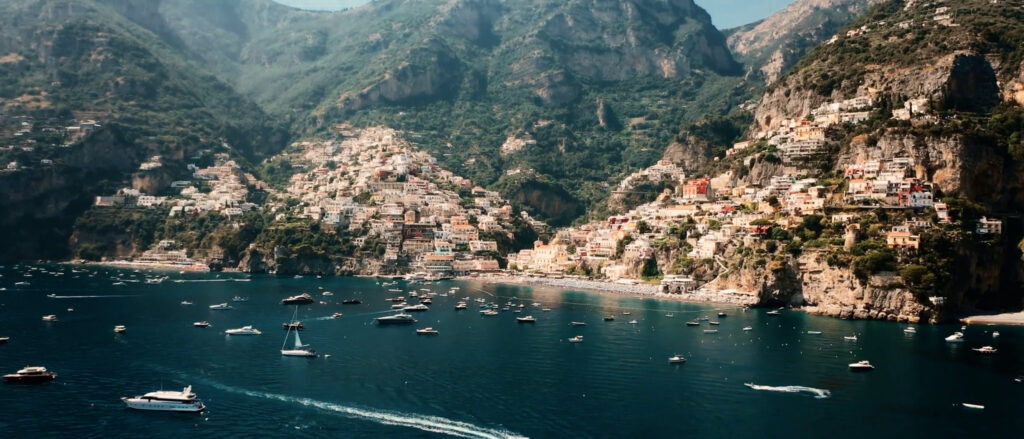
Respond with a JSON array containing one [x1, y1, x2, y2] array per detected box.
[[281, 305, 298, 351]]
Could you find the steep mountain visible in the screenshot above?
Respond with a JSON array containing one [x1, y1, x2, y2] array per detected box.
[[0, 0, 287, 261], [102, 0, 748, 226], [726, 0, 881, 84]]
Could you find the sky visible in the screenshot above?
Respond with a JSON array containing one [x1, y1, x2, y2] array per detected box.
[[273, 0, 798, 29]]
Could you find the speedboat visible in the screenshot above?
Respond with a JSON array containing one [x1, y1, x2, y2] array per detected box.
[[742, 326, 753, 331], [114, 325, 127, 334], [281, 293, 315, 305], [904, 327, 916, 334], [376, 313, 417, 325], [703, 329, 718, 334], [46, 293, 56, 298], [122, 385, 205, 412], [622, 312, 631, 316], [225, 325, 262, 335], [807, 331, 822, 335], [402, 304, 429, 312], [332, 312, 343, 319], [416, 327, 439, 335], [972, 346, 997, 354], [341, 299, 362, 305], [709, 321, 720, 326], [766, 310, 781, 316], [668, 355, 686, 364], [0, 337, 8, 344], [844, 335, 858, 341], [686, 321, 700, 326], [4, 366, 56, 383], [961, 403, 985, 410], [455, 302, 468, 310], [945, 332, 964, 343], [193, 321, 210, 328], [568, 335, 583, 343], [282, 322, 305, 331], [42, 315, 58, 322], [570, 322, 586, 327], [849, 360, 875, 371], [181, 301, 193, 306], [717, 312, 727, 317], [516, 316, 536, 323], [209, 303, 232, 310]]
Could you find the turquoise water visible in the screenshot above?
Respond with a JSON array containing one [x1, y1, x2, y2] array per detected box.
[[0, 264, 1022, 438]]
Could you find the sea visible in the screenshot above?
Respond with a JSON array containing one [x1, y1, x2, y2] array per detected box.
[[1, 264, 1022, 438]]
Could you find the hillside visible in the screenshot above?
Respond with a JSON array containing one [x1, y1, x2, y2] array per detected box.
[[0, 0, 287, 262], [726, 0, 882, 84], [101, 0, 750, 226]]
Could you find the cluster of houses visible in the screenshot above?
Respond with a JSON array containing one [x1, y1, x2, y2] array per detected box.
[[844, 157, 935, 207], [1, 115, 101, 171], [280, 127, 529, 275]]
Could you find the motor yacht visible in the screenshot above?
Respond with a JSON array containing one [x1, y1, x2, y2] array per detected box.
[[376, 313, 417, 325], [570, 322, 586, 327], [972, 346, 997, 354], [209, 303, 232, 310], [281, 293, 315, 305], [122, 385, 205, 412], [568, 335, 583, 343], [516, 316, 536, 323], [945, 332, 965, 343], [114, 325, 127, 334], [402, 304, 429, 312], [416, 327, 439, 335], [282, 322, 305, 331], [225, 325, 262, 335], [3, 366, 56, 383], [193, 321, 210, 328], [668, 355, 686, 364]]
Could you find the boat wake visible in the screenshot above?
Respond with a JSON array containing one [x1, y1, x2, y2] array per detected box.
[[46, 294, 140, 299], [172, 279, 250, 283], [743, 383, 831, 399], [200, 379, 527, 438]]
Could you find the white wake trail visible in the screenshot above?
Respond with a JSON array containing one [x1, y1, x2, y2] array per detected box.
[[744, 383, 831, 399]]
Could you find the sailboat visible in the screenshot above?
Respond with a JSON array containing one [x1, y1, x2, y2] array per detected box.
[[281, 306, 316, 357]]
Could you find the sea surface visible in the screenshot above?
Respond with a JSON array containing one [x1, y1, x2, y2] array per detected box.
[[1, 264, 1022, 438]]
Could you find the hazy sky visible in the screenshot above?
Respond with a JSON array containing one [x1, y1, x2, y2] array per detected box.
[[274, 0, 797, 29]]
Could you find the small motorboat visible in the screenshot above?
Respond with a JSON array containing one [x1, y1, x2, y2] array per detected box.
[[703, 329, 719, 334], [717, 312, 727, 317], [419, 298, 433, 305], [622, 312, 631, 316], [668, 355, 686, 364], [945, 332, 964, 343], [402, 304, 429, 312], [570, 322, 586, 327], [904, 327, 916, 334], [193, 321, 210, 328], [849, 360, 875, 371], [709, 321, 720, 326], [332, 312, 343, 319], [209, 303, 233, 310], [603, 316, 615, 321], [844, 335, 858, 341], [972, 346, 997, 354], [0, 337, 9, 344], [807, 331, 822, 335], [225, 325, 262, 335], [961, 403, 985, 410], [742, 326, 753, 331], [342, 299, 362, 305], [114, 325, 127, 334], [480, 309, 499, 316], [516, 316, 536, 323], [992, 331, 1000, 338], [628, 320, 638, 324], [42, 315, 58, 322], [568, 335, 583, 343], [455, 302, 468, 310], [282, 322, 305, 331], [388, 297, 406, 303], [686, 321, 700, 326], [416, 327, 439, 335], [665, 313, 674, 318], [322, 291, 333, 296], [181, 301, 193, 306], [46, 293, 56, 298], [67, 308, 74, 312], [766, 310, 780, 316]]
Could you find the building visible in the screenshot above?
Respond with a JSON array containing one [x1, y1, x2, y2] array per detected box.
[[886, 227, 920, 251], [977, 217, 1002, 235]]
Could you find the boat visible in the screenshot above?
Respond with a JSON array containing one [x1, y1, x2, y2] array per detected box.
[[709, 321, 720, 326], [961, 403, 985, 410], [622, 312, 631, 315], [742, 326, 753, 331], [904, 327, 917, 334], [686, 321, 700, 326], [376, 313, 417, 325], [570, 322, 586, 327], [603, 316, 615, 321], [416, 327, 439, 335], [698, 316, 709, 321], [844, 335, 858, 341], [703, 329, 718, 334], [388, 297, 406, 303], [332, 312, 343, 319], [516, 316, 536, 323], [992, 331, 1000, 338], [455, 302, 468, 310], [114, 325, 127, 334], [717, 312, 727, 317], [281, 307, 316, 357], [282, 322, 305, 331], [14, 281, 29, 286], [668, 355, 686, 364], [402, 304, 429, 312], [209, 303, 232, 310], [3, 366, 56, 383], [46, 293, 56, 298], [945, 332, 965, 343], [568, 335, 583, 343], [232, 296, 249, 302], [122, 385, 205, 412], [391, 304, 406, 309], [322, 291, 333, 296], [849, 360, 875, 371], [225, 325, 262, 335], [807, 331, 822, 335], [193, 321, 210, 328], [0, 337, 8, 344], [665, 313, 674, 318], [541, 308, 552, 312], [281, 293, 315, 305], [42, 315, 58, 322], [341, 299, 362, 305], [628, 320, 638, 324], [181, 301, 193, 306], [766, 310, 781, 316], [480, 309, 499, 316], [972, 346, 998, 354]]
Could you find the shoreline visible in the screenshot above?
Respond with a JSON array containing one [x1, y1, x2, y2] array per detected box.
[[469, 274, 760, 308]]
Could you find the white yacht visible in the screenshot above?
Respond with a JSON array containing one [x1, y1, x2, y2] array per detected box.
[[402, 304, 430, 312], [416, 327, 439, 335], [945, 332, 964, 343], [972, 346, 997, 354], [42, 315, 58, 322], [742, 326, 753, 331], [668, 355, 686, 364], [193, 321, 210, 328], [516, 315, 536, 323], [209, 303, 232, 310], [904, 326, 917, 334], [180, 301, 193, 306], [114, 325, 127, 334], [568, 335, 583, 343], [843, 335, 858, 341], [225, 325, 262, 335], [849, 360, 875, 371], [122, 385, 205, 412]]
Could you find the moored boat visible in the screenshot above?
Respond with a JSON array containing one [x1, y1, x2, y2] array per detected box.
[[376, 313, 417, 325], [849, 360, 875, 371], [114, 325, 127, 334], [225, 325, 262, 335], [568, 335, 583, 343], [3, 366, 56, 383], [209, 303, 232, 310], [844, 335, 858, 341], [193, 321, 210, 328], [341, 299, 362, 305], [416, 327, 439, 335], [570, 321, 586, 327], [945, 332, 964, 343], [402, 304, 429, 312], [972, 346, 997, 354], [668, 355, 686, 364], [516, 315, 536, 323], [281, 293, 315, 305]]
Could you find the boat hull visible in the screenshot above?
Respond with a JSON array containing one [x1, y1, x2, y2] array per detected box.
[[3, 373, 56, 383], [123, 398, 205, 412], [281, 350, 317, 357]]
